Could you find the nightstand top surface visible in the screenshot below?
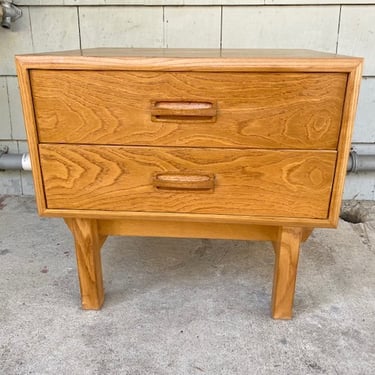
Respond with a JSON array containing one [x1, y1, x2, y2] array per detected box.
[[18, 48, 359, 60]]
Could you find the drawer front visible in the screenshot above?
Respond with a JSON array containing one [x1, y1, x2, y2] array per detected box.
[[39, 145, 336, 219], [31, 70, 347, 149]]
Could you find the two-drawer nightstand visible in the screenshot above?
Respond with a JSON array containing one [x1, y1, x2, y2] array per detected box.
[[16, 49, 362, 319]]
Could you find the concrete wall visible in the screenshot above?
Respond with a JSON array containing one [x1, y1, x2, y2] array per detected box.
[[1, 1, 374, 199]]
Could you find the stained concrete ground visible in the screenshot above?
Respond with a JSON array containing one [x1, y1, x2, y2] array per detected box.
[[0, 195, 375, 375]]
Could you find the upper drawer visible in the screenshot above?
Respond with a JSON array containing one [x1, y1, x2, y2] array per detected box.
[[30, 70, 347, 149]]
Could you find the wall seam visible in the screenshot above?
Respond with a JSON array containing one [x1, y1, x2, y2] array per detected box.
[[336, 4, 342, 54], [163, 6, 167, 48], [4, 77, 13, 139], [220, 5, 223, 50], [77, 6, 82, 50], [28, 6, 35, 53]]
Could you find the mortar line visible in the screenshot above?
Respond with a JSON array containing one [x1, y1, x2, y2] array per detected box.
[[220, 5, 223, 50], [336, 5, 342, 54], [5, 76, 13, 140], [163, 6, 167, 48], [28, 6, 35, 52], [77, 6, 82, 50]]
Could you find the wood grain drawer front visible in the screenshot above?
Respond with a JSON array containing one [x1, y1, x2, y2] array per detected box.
[[31, 70, 347, 149], [39, 145, 336, 219]]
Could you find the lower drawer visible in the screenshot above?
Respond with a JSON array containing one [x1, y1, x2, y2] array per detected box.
[[39, 145, 336, 219]]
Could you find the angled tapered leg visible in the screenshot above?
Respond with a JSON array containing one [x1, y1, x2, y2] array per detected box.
[[271, 226, 302, 319], [64, 218, 107, 310]]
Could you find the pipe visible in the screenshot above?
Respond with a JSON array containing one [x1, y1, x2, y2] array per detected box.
[[0, 148, 31, 171], [347, 151, 375, 173], [0, 0, 22, 29]]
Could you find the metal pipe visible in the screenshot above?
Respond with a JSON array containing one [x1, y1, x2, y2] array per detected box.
[[0, 153, 23, 170], [0, 147, 31, 171], [347, 151, 375, 173]]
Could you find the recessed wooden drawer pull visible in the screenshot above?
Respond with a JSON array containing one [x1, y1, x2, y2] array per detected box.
[[151, 101, 217, 122], [153, 172, 215, 191]]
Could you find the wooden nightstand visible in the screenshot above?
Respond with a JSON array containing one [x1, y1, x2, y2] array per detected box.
[[16, 49, 362, 319]]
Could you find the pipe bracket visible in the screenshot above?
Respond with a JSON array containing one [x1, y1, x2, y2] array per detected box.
[[0, 145, 9, 157], [1, 0, 22, 29]]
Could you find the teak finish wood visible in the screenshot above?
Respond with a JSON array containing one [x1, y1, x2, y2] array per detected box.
[[64, 218, 107, 310], [31, 70, 347, 149], [16, 48, 363, 319], [17, 48, 361, 72], [39, 144, 336, 219], [272, 227, 302, 319]]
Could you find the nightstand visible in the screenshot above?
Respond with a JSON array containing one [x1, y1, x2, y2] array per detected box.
[[16, 49, 362, 319]]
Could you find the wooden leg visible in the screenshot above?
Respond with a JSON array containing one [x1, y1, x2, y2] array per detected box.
[[301, 227, 313, 242], [271, 226, 302, 320], [64, 218, 107, 310]]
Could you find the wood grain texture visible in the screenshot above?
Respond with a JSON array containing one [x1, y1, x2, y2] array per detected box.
[[272, 226, 302, 319], [328, 63, 364, 226], [15, 49, 363, 318], [64, 218, 107, 310], [98, 219, 279, 241], [31, 70, 346, 149], [39, 144, 336, 219], [32, 208, 335, 228], [16, 48, 363, 73], [15, 60, 47, 214]]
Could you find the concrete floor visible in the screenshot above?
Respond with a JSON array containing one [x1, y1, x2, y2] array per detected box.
[[1, 196, 375, 375]]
